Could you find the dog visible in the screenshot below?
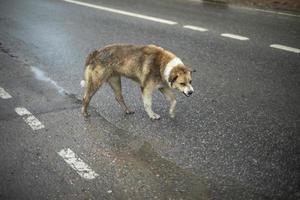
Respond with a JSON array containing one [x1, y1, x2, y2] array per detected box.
[[81, 44, 194, 120]]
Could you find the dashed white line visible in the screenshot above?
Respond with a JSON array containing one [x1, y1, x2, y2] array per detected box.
[[58, 148, 99, 180], [183, 25, 208, 32], [221, 33, 249, 41], [0, 87, 12, 99], [14, 107, 45, 130], [270, 44, 300, 54], [63, 0, 177, 25]]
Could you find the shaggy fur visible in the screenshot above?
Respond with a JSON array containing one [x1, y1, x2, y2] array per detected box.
[[81, 44, 194, 119]]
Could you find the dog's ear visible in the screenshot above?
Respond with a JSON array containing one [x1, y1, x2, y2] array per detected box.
[[188, 68, 196, 73], [168, 74, 178, 85]]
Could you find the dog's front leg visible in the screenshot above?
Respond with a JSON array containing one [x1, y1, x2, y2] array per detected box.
[[141, 85, 160, 120], [160, 87, 176, 118]]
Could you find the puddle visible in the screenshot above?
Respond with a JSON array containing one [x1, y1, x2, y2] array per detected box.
[[31, 66, 66, 95], [131, 141, 211, 199], [85, 116, 210, 199], [82, 113, 211, 199]]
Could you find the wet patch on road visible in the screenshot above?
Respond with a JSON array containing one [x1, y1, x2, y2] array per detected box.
[[31, 66, 66, 95], [77, 110, 211, 199]]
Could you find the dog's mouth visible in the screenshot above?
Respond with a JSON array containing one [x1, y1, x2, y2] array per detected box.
[[183, 92, 191, 97]]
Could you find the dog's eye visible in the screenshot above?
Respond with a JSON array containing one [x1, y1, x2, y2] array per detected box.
[[180, 83, 185, 86], [189, 81, 192, 84]]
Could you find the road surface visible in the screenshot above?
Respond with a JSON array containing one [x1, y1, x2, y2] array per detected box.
[[0, 0, 299, 199]]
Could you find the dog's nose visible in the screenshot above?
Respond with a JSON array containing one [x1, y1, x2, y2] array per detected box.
[[188, 90, 193, 96]]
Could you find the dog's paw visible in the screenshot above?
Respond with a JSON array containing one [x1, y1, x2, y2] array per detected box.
[[169, 112, 175, 118], [83, 112, 90, 117], [149, 113, 160, 120], [81, 108, 90, 117], [125, 110, 135, 115]]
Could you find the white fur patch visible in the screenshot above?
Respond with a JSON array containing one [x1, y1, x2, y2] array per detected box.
[[164, 57, 183, 85], [80, 80, 85, 88]]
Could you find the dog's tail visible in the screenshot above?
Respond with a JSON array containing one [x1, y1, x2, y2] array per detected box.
[[80, 80, 85, 88], [81, 50, 98, 88]]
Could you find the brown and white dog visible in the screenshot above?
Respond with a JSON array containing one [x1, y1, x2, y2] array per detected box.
[[81, 44, 194, 120]]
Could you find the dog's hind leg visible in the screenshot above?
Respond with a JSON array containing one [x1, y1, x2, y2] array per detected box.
[[82, 65, 108, 117], [159, 87, 176, 118], [108, 75, 134, 114], [82, 79, 94, 117]]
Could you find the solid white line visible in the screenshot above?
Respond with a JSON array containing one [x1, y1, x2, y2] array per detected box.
[[183, 25, 208, 32], [15, 107, 45, 130], [232, 5, 300, 18], [63, 0, 177, 25], [0, 87, 12, 99], [270, 44, 300, 53], [221, 33, 249, 41], [58, 148, 99, 180]]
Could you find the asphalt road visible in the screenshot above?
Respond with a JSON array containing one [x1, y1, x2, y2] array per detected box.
[[0, 0, 299, 199]]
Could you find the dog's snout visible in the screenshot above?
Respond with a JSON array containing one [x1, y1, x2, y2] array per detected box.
[[183, 85, 194, 97]]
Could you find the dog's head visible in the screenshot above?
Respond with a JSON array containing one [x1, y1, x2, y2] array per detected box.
[[169, 66, 195, 97]]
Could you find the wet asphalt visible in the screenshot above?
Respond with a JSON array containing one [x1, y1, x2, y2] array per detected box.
[[0, 0, 299, 199]]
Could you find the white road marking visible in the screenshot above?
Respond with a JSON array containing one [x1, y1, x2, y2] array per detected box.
[[221, 33, 249, 41], [58, 148, 99, 180], [270, 44, 300, 53], [63, 0, 177, 25], [0, 87, 12, 99], [15, 107, 31, 116], [183, 25, 208, 32], [15, 107, 45, 130], [233, 5, 300, 18]]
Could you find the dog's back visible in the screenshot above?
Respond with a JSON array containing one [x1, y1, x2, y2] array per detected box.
[[85, 44, 142, 68], [84, 44, 173, 83]]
